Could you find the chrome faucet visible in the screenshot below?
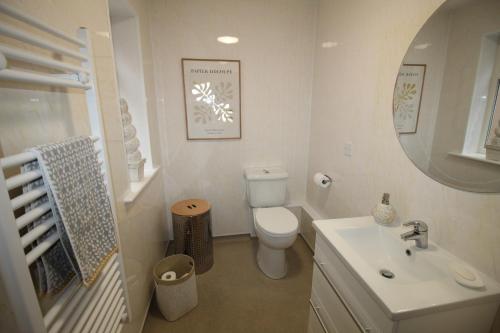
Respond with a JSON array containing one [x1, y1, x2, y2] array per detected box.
[[400, 220, 428, 249]]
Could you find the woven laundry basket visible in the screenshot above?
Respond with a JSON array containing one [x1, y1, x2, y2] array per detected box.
[[153, 254, 198, 321], [172, 199, 214, 274]]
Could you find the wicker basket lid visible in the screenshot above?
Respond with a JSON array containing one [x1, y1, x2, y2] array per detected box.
[[171, 199, 210, 216]]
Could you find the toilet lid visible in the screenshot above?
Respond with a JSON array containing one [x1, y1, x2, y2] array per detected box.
[[255, 207, 298, 237]]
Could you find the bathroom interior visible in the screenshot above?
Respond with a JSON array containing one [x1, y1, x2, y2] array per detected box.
[[0, 0, 500, 332]]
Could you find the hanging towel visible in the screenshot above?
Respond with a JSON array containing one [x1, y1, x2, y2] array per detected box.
[[28, 136, 117, 287], [22, 160, 76, 295]]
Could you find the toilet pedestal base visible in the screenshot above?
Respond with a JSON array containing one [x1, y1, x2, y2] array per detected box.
[[257, 242, 287, 279]]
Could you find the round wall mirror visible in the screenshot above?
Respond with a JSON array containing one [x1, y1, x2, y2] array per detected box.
[[393, 0, 500, 192]]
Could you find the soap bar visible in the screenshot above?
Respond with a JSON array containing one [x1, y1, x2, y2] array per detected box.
[[454, 265, 475, 281], [449, 262, 484, 289]]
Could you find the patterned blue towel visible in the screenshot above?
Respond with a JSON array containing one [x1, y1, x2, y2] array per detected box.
[[26, 136, 117, 290]]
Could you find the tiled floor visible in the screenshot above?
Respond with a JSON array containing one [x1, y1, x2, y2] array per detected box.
[[143, 235, 313, 333]]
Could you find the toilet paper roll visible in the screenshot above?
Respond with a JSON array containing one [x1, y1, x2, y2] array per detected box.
[[161, 271, 177, 281], [313, 172, 332, 188]]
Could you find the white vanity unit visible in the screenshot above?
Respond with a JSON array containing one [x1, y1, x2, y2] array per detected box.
[[307, 216, 500, 333]]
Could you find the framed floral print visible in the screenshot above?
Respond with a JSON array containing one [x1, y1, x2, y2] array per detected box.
[[182, 58, 241, 140], [393, 64, 426, 134]]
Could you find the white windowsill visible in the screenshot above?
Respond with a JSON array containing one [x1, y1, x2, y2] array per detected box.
[[448, 152, 500, 167], [123, 167, 160, 204]]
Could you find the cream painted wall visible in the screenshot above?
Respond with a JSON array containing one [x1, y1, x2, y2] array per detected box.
[[306, 0, 500, 291], [149, 0, 317, 236], [1, 0, 500, 331], [0, 0, 167, 332]]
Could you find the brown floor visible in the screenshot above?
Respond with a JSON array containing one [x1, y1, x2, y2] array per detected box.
[[143, 235, 313, 333]]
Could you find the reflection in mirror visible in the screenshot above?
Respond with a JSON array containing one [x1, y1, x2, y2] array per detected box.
[[393, 0, 500, 192]]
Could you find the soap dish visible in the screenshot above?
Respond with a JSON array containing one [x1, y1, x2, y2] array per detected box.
[[449, 262, 484, 289]]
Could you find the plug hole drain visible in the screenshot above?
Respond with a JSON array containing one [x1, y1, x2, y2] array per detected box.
[[380, 269, 395, 279]]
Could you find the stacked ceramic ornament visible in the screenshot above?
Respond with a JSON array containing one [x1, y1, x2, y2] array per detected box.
[[486, 120, 500, 162], [120, 98, 145, 181]]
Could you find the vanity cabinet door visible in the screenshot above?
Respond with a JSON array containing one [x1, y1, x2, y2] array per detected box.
[[308, 305, 329, 333], [312, 264, 361, 333], [314, 235, 395, 333]]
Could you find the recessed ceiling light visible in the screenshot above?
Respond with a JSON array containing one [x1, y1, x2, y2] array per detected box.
[[321, 41, 338, 48], [217, 36, 239, 44], [414, 43, 431, 50]]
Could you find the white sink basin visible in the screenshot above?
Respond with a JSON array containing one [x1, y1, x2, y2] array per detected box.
[[337, 224, 449, 284], [313, 216, 500, 319]]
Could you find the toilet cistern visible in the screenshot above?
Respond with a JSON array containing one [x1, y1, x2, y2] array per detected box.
[[400, 220, 428, 249]]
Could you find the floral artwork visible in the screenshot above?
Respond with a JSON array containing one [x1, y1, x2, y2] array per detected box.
[[191, 82, 234, 123], [182, 59, 241, 140], [394, 83, 417, 118], [393, 64, 426, 134]]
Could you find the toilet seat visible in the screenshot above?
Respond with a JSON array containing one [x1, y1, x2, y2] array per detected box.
[[255, 207, 298, 237]]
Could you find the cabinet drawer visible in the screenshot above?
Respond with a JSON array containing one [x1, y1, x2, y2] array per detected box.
[[312, 264, 361, 333]]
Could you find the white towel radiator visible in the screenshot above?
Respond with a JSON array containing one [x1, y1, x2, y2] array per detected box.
[[0, 3, 130, 333]]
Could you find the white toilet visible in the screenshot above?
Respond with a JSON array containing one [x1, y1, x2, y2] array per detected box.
[[245, 167, 299, 279]]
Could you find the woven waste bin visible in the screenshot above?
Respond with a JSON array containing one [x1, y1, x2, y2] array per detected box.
[[172, 199, 213, 274], [153, 254, 198, 321]]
